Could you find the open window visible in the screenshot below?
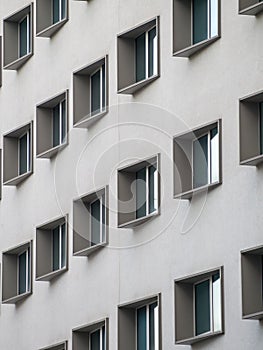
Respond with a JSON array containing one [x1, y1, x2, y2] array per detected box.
[[73, 186, 109, 256], [239, 0, 263, 15], [39, 341, 68, 350], [73, 56, 108, 128], [239, 90, 263, 166], [173, 0, 220, 57], [2, 241, 32, 304], [118, 294, 161, 350], [173, 119, 222, 199], [117, 154, 160, 228], [3, 122, 33, 186], [72, 318, 108, 350], [174, 267, 224, 345], [36, 91, 68, 158], [3, 3, 33, 70], [36, 0, 68, 37], [36, 216, 68, 281], [117, 17, 159, 94]]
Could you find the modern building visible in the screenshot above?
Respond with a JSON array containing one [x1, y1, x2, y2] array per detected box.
[[0, 0, 262, 349]]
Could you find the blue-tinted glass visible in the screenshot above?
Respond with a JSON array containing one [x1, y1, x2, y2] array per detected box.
[[148, 27, 156, 77], [61, 0, 66, 19], [90, 329, 100, 350], [136, 33, 146, 82], [91, 199, 101, 245], [53, 104, 60, 147], [91, 70, 101, 115], [53, 226, 60, 271], [148, 165, 157, 214], [61, 100, 66, 143], [102, 64, 106, 110], [193, 0, 208, 44], [136, 168, 146, 219], [195, 279, 210, 335], [19, 133, 28, 175], [149, 302, 158, 350], [19, 16, 28, 57], [53, 0, 60, 23], [137, 306, 147, 350], [18, 251, 27, 294], [260, 103, 263, 154], [193, 134, 208, 188], [61, 223, 66, 268]]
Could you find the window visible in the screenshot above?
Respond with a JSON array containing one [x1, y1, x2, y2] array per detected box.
[[73, 186, 108, 256], [36, 216, 68, 281], [239, 0, 263, 15], [3, 4, 33, 70], [36, 91, 68, 158], [73, 56, 108, 128], [117, 17, 159, 94], [36, 0, 68, 37], [173, 0, 220, 57], [38, 341, 68, 350], [118, 295, 161, 350], [173, 120, 221, 199], [239, 90, 263, 166], [117, 154, 160, 228], [3, 122, 33, 186], [72, 319, 108, 350], [241, 245, 263, 319], [174, 267, 223, 345], [2, 241, 32, 304]]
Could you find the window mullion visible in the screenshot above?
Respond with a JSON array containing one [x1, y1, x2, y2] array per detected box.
[[100, 67, 103, 112], [208, 131, 211, 184], [59, 225, 62, 269], [27, 131, 30, 172], [145, 31, 149, 79], [27, 15, 30, 54]]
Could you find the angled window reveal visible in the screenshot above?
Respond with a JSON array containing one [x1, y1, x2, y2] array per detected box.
[[38, 341, 68, 350], [239, 0, 263, 15]]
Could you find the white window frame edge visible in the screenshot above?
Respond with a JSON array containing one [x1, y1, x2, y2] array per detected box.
[[53, 99, 66, 147], [52, 223, 66, 271], [52, 0, 66, 23], [18, 129, 31, 176], [18, 13, 30, 57], [89, 325, 105, 350], [17, 247, 30, 295], [90, 64, 106, 116], [89, 194, 106, 246]]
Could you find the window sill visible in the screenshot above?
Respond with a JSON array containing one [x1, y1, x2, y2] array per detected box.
[[118, 210, 159, 229], [74, 109, 108, 128], [2, 291, 31, 304], [117, 74, 159, 95], [36, 18, 68, 38], [242, 311, 263, 320], [36, 267, 67, 282], [37, 142, 68, 159], [73, 242, 107, 257], [173, 36, 220, 58], [174, 181, 221, 200], [4, 52, 33, 70], [240, 154, 263, 166], [239, 2, 263, 15], [4, 170, 33, 186], [176, 330, 223, 345]]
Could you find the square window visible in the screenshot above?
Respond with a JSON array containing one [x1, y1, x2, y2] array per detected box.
[[72, 318, 108, 350], [173, 120, 221, 199], [73, 186, 109, 256], [36, 91, 68, 158], [36, 0, 68, 38], [117, 154, 160, 228], [3, 4, 33, 70], [239, 90, 263, 166], [239, 0, 263, 15], [36, 216, 68, 282], [118, 294, 161, 350], [173, 0, 220, 57], [117, 17, 159, 94], [174, 267, 224, 345], [3, 122, 33, 186], [241, 245, 263, 319], [2, 241, 32, 304], [73, 56, 108, 128], [38, 341, 67, 350]]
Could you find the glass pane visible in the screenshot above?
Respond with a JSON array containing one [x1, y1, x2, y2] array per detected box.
[[260, 103, 263, 154], [149, 302, 159, 350], [212, 272, 222, 332], [19, 16, 28, 57], [148, 27, 157, 77], [91, 70, 101, 115], [53, 0, 60, 23], [61, 223, 66, 268], [102, 64, 106, 110], [19, 133, 28, 175], [91, 199, 101, 245], [148, 165, 158, 214], [195, 279, 211, 336], [53, 104, 60, 147], [90, 329, 100, 350], [61, 100, 66, 143], [193, 0, 208, 44], [210, 0, 218, 38], [210, 127, 219, 183], [136, 168, 146, 219], [136, 33, 146, 82], [102, 326, 105, 350], [53, 226, 60, 271], [61, 0, 66, 19], [18, 251, 27, 294], [193, 134, 208, 188], [101, 195, 106, 243], [137, 306, 147, 350]]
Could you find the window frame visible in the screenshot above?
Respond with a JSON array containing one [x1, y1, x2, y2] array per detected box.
[[52, 223, 66, 272], [89, 325, 106, 350], [89, 195, 106, 247], [52, 0, 66, 24], [52, 99, 67, 148], [18, 129, 30, 176], [90, 64, 106, 117], [18, 13, 30, 58], [17, 247, 30, 295]]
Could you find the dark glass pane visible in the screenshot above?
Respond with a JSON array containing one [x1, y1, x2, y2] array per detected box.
[[53, 226, 60, 271], [19, 133, 28, 175], [193, 0, 208, 44], [148, 27, 156, 77], [61, 223, 66, 268], [61, 100, 66, 143], [18, 251, 27, 294], [136, 167, 146, 219], [102, 326, 105, 350], [53, 104, 60, 147], [53, 0, 60, 24], [91, 199, 101, 245], [19, 16, 28, 57], [91, 70, 101, 115], [136, 33, 146, 82], [260, 103, 263, 154], [195, 279, 210, 336], [61, 0, 66, 19], [137, 306, 147, 350], [102, 64, 106, 110], [212, 272, 220, 282], [102, 194, 106, 242], [149, 302, 158, 350], [193, 134, 208, 188], [90, 329, 100, 350], [148, 165, 157, 214]]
